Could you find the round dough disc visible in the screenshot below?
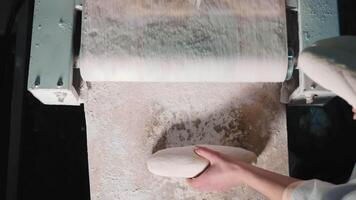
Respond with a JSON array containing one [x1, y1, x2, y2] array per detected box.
[[147, 145, 257, 178]]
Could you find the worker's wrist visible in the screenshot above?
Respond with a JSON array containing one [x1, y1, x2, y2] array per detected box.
[[230, 160, 254, 185], [232, 160, 302, 199], [230, 160, 271, 187]]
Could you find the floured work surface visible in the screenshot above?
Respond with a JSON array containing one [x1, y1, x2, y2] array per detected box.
[[79, 0, 288, 82], [84, 83, 288, 200]]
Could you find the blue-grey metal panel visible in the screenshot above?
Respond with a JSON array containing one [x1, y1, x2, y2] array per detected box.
[[27, 0, 80, 105], [28, 0, 75, 89], [289, 0, 340, 105], [299, 0, 340, 50]]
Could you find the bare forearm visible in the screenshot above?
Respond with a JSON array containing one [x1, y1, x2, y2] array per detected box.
[[235, 162, 300, 200]]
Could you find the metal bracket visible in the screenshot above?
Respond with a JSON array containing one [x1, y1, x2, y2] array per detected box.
[[27, 0, 81, 105], [287, 0, 339, 106]]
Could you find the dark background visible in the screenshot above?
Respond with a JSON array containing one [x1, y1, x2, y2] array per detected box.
[[0, 0, 356, 200], [1, 1, 90, 200]]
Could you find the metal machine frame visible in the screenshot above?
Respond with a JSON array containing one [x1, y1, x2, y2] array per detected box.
[[27, 0, 340, 106], [286, 0, 339, 105], [27, 0, 82, 105]]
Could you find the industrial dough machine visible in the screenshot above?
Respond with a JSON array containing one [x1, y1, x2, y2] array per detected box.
[[26, 0, 340, 106]]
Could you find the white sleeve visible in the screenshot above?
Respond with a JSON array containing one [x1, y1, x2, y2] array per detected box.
[[286, 179, 356, 200], [298, 36, 356, 108], [283, 165, 356, 200]]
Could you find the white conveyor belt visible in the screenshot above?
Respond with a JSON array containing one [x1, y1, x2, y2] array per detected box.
[[79, 0, 288, 82]]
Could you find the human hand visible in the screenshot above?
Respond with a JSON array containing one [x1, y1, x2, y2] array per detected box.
[[186, 146, 245, 192], [353, 108, 356, 120], [187, 147, 300, 199]]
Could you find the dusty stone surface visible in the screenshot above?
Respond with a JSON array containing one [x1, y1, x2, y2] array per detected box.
[[84, 83, 288, 200]]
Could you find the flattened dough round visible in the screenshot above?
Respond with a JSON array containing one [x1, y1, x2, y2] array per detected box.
[[147, 145, 257, 178]]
